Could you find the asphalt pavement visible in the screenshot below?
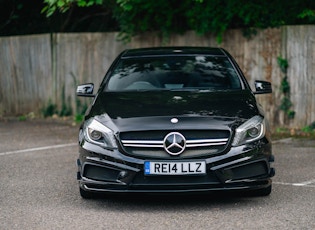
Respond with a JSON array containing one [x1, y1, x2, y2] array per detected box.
[[0, 119, 315, 230]]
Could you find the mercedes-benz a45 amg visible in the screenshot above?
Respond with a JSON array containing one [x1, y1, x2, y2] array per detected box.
[[76, 47, 275, 198]]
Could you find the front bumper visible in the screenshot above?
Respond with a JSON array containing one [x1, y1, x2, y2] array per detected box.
[[77, 140, 275, 193]]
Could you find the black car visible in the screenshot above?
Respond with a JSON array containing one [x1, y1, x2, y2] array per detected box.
[[76, 47, 275, 198]]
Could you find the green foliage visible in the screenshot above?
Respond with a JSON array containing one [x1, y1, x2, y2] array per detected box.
[[17, 112, 35, 121], [302, 126, 313, 133], [280, 97, 292, 112], [113, 0, 291, 43], [277, 56, 295, 120], [301, 122, 315, 135], [280, 76, 290, 94], [300, 122, 315, 137], [75, 96, 88, 123], [277, 57, 289, 74], [41, 0, 103, 16], [41, 97, 87, 122], [74, 114, 84, 123], [59, 102, 72, 117], [42, 84, 74, 118], [298, 9, 315, 22], [287, 110, 295, 119], [42, 100, 58, 117], [37, 0, 315, 44], [242, 28, 258, 39], [59, 84, 73, 116], [76, 98, 88, 115], [41, 0, 71, 16], [18, 115, 27, 121], [2, 0, 315, 39], [274, 126, 315, 139]]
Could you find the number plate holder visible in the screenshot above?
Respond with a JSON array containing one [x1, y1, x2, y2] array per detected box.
[[144, 161, 206, 175]]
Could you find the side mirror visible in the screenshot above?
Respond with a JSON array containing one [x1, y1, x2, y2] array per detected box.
[[76, 83, 95, 97], [254, 80, 272, 94]]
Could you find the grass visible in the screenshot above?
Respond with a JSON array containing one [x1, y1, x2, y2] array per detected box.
[[272, 127, 315, 140]]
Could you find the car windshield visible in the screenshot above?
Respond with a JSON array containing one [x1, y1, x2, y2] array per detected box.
[[105, 55, 242, 91]]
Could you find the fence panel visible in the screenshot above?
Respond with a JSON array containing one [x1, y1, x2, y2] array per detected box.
[[0, 34, 52, 115], [53, 33, 127, 115], [0, 26, 314, 129], [285, 26, 315, 128]]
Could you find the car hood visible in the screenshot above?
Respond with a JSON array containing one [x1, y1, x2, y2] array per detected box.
[[88, 90, 261, 132]]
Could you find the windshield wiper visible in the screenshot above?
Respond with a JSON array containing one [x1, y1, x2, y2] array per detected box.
[[169, 88, 201, 92]]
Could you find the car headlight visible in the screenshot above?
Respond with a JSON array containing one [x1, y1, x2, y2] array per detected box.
[[84, 118, 117, 149], [232, 115, 265, 146]]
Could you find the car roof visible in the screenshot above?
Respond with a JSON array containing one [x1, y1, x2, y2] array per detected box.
[[121, 47, 227, 58]]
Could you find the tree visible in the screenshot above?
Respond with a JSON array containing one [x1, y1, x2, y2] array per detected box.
[[1, 0, 315, 41], [41, 0, 315, 42], [0, 0, 117, 36]]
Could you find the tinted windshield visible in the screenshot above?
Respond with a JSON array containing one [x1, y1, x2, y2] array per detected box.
[[105, 56, 242, 91]]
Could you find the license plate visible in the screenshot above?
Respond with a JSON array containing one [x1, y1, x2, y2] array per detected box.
[[144, 161, 206, 175]]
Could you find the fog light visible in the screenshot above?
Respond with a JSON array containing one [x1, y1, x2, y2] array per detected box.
[[118, 171, 128, 179]]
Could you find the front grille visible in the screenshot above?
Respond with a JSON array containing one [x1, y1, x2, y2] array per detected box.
[[119, 130, 230, 158]]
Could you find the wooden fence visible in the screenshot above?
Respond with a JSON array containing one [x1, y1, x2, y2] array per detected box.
[[0, 26, 314, 129]]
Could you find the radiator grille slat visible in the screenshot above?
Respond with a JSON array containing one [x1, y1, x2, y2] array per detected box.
[[119, 130, 230, 158]]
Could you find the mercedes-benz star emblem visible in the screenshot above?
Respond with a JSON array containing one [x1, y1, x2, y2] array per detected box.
[[163, 132, 186, 155]]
